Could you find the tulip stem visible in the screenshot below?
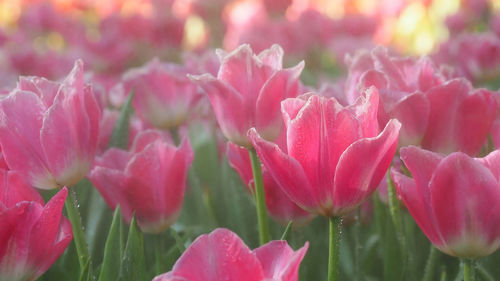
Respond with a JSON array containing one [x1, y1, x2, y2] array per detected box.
[[328, 216, 342, 281], [423, 246, 439, 281], [387, 171, 408, 272], [64, 187, 91, 272], [462, 259, 476, 281], [248, 148, 271, 245]]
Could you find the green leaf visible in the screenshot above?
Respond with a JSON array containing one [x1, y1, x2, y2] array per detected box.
[[98, 207, 124, 281], [78, 258, 92, 281], [280, 221, 293, 241], [108, 92, 134, 149], [119, 215, 146, 281]]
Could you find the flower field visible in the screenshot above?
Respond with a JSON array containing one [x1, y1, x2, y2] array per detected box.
[[1, 0, 500, 281]]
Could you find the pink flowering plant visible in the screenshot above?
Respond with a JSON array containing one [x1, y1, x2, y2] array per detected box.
[[2, 1, 500, 281]]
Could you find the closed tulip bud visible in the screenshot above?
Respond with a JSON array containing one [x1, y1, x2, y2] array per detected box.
[[89, 129, 193, 233]]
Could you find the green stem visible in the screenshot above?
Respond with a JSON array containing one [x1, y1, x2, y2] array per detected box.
[[462, 259, 476, 281], [64, 187, 90, 271], [353, 207, 362, 281], [423, 246, 439, 281], [387, 171, 408, 272], [327, 217, 342, 281], [248, 148, 271, 245]]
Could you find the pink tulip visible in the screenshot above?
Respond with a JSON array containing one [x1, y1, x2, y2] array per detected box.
[[0, 60, 101, 190], [190, 44, 304, 147], [226, 142, 314, 225], [153, 228, 308, 281], [121, 58, 202, 129], [392, 146, 500, 258], [89, 129, 193, 233], [0, 171, 73, 281], [248, 88, 401, 217], [346, 47, 497, 154]]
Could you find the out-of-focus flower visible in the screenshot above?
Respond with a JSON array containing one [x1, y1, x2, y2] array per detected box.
[[392, 146, 500, 258], [0, 171, 73, 281], [226, 141, 314, 225], [433, 33, 500, 83], [153, 228, 308, 281], [0, 60, 101, 189], [121, 58, 202, 129], [249, 89, 400, 217], [347, 47, 497, 155], [89, 129, 193, 233], [190, 44, 304, 147]]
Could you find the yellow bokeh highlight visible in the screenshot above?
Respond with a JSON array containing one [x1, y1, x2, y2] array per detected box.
[[183, 15, 207, 50]]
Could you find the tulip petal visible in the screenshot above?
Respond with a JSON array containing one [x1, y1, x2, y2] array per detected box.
[[455, 89, 496, 155], [387, 91, 430, 147], [0, 90, 55, 189], [248, 128, 318, 210], [190, 74, 249, 146], [0, 170, 44, 207], [218, 44, 267, 101], [167, 229, 264, 281], [430, 153, 500, 257], [88, 167, 131, 221], [255, 62, 303, 140], [333, 119, 400, 215], [421, 79, 470, 154], [257, 44, 284, 70], [391, 169, 443, 246], [399, 146, 444, 206], [226, 142, 254, 189], [254, 241, 308, 281], [124, 138, 193, 232], [285, 95, 361, 207], [29, 188, 72, 275]]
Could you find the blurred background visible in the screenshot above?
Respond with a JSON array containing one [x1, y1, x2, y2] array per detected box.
[[1, 0, 500, 89]]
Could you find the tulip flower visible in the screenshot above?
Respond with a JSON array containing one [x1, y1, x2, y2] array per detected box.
[[121, 58, 202, 129], [248, 88, 400, 217], [0, 60, 101, 190], [346, 47, 497, 154], [249, 88, 399, 281], [153, 228, 308, 281], [0, 170, 73, 281], [89, 129, 193, 233], [392, 146, 500, 259], [226, 142, 313, 225], [190, 44, 304, 147]]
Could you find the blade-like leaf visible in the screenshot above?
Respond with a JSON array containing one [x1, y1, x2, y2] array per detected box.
[[119, 215, 145, 281], [108, 92, 134, 149], [98, 206, 124, 281]]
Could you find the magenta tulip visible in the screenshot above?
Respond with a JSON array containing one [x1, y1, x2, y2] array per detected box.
[[89, 129, 193, 233], [153, 228, 308, 281], [0, 171, 73, 281], [190, 44, 304, 147], [248, 88, 401, 216], [226, 142, 313, 225], [392, 146, 500, 258], [121, 58, 202, 129], [0, 60, 101, 189]]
